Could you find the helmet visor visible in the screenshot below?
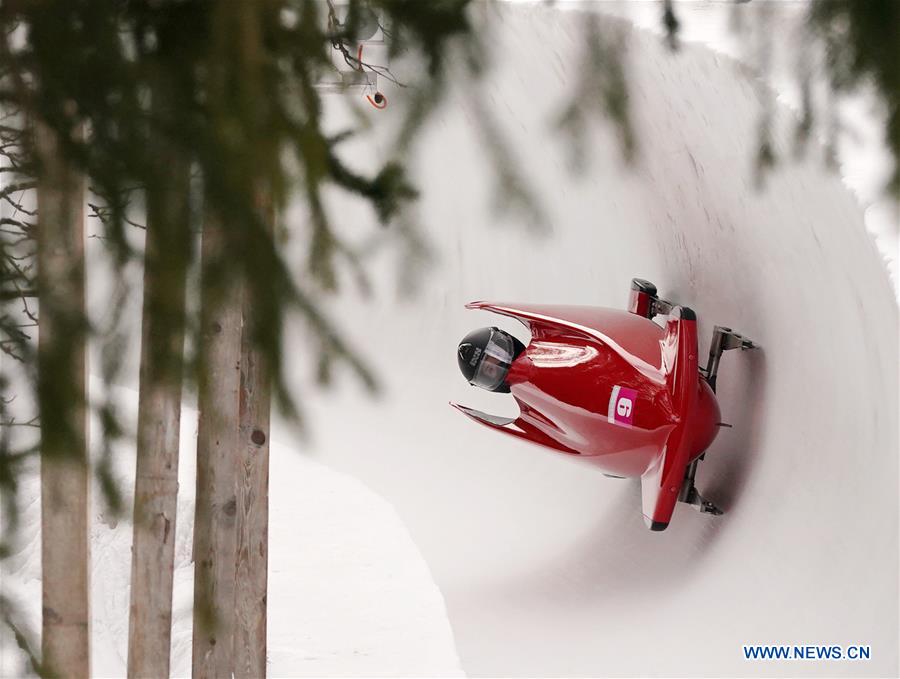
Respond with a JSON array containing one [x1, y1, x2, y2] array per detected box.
[[470, 329, 516, 390]]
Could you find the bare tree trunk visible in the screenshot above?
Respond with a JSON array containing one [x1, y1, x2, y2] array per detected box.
[[192, 215, 243, 678], [126, 127, 191, 676], [35, 120, 89, 679], [232, 193, 273, 679]]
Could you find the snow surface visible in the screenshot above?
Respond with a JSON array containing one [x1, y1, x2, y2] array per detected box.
[[275, 4, 899, 677], [0, 381, 463, 678]]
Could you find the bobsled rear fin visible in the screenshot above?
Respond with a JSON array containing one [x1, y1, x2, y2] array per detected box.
[[450, 402, 580, 456], [450, 402, 516, 427], [640, 306, 700, 530], [465, 301, 604, 346], [466, 301, 664, 376], [465, 301, 554, 332]]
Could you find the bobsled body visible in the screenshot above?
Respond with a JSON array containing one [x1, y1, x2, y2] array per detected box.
[[453, 300, 722, 530]]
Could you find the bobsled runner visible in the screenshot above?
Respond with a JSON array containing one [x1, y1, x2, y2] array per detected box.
[[452, 278, 755, 531]]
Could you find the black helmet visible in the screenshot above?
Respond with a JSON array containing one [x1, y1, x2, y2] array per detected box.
[[457, 327, 525, 393]]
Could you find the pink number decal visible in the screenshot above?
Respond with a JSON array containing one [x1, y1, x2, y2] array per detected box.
[[608, 386, 637, 427]]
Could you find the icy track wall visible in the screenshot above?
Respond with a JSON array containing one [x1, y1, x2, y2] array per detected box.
[[283, 5, 899, 678]]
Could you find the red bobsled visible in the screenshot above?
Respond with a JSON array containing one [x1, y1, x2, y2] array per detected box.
[[452, 278, 755, 531]]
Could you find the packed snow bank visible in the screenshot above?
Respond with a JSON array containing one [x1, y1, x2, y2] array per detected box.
[[282, 4, 898, 677], [0, 380, 463, 678]]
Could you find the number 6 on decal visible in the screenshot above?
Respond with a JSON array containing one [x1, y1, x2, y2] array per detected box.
[[607, 385, 637, 426]]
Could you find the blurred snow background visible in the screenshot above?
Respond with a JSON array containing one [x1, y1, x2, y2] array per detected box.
[[571, 0, 899, 295]]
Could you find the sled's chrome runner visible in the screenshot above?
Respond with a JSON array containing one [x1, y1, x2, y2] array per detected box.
[[704, 326, 756, 392], [678, 464, 724, 516], [679, 325, 758, 517]]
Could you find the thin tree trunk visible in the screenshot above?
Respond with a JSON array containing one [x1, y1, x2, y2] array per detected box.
[[35, 120, 89, 679], [126, 122, 191, 675], [192, 214, 243, 678], [232, 192, 273, 679]]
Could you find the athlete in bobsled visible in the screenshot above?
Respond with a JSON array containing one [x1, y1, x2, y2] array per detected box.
[[452, 278, 755, 531]]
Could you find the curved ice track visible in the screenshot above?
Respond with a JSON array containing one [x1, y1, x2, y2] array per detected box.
[[291, 5, 899, 676]]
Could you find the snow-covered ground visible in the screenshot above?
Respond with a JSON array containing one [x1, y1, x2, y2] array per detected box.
[[0, 381, 463, 678]]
